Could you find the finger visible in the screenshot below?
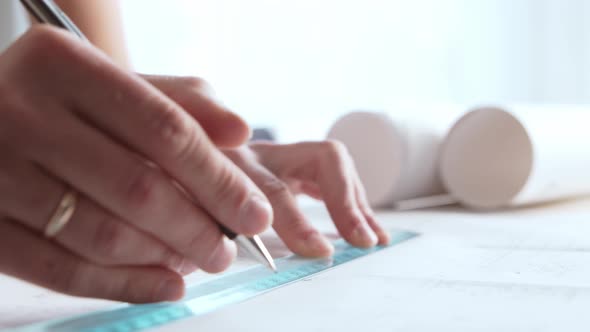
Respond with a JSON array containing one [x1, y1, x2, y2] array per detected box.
[[255, 141, 378, 247], [33, 27, 271, 237], [0, 155, 197, 275], [224, 149, 333, 257], [142, 75, 251, 148], [60, 196, 198, 275], [22, 106, 235, 273], [0, 219, 185, 303], [298, 181, 323, 201], [354, 176, 391, 245], [314, 141, 379, 247]]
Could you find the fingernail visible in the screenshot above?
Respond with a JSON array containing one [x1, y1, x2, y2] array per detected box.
[[168, 255, 184, 273], [205, 236, 237, 273], [155, 279, 183, 302], [350, 221, 378, 247], [304, 233, 334, 257], [377, 230, 391, 245], [178, 259, 199, 275], [168, 255, 198, 276], [239, 194, 273, 234], [364, 213, 391, 245]]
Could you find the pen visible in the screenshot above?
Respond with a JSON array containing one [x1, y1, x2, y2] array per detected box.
[[20, 0, 277, 273]]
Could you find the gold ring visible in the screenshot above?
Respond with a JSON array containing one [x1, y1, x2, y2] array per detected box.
[[44, 190, 78, 238]]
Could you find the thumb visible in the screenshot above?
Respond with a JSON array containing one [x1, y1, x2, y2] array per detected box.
[[142, 75, 251, 148]]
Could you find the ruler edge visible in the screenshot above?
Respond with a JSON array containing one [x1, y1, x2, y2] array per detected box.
[[6, 230, 419, 332]]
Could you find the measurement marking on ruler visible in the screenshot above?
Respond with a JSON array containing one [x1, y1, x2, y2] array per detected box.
[[10, 230, 417, 332]]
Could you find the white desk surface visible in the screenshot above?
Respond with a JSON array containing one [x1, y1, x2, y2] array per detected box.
[[2, 198, 590, 331]]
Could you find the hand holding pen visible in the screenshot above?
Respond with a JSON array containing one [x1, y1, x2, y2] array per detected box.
[[23, 0, 277, 271], [0, 0, 274, 303]]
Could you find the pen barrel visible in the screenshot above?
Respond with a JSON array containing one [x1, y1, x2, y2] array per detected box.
[[217, 223, 238, 240], [20, 0, 87, 40]]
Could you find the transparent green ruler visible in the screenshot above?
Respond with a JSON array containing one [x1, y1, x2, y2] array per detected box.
[[10, 230, 417, 332]]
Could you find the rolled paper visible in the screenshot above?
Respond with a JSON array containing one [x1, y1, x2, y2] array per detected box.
[[327, 107, 461, 208], [0, 1, 28, 52], [440, 105, 590, 209]]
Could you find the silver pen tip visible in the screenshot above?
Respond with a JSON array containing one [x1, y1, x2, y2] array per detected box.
[[235, 235, 278, 272], [252, 235, 278, 272]]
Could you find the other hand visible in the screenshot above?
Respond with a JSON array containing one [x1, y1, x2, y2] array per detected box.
[[224, 142, 390, 257]]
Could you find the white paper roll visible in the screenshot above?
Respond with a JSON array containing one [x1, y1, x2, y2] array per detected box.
[[0, 1, 28, 52], [440, 105, 590, 209], [327, 107, 461, 208]]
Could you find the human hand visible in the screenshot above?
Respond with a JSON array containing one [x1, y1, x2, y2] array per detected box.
[[0, 26, 273, 303], [140, 74, 251, 148], [223, 142, 390, 257]]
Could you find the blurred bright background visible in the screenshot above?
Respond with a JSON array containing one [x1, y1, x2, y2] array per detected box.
[[119, 0, 589, 141]]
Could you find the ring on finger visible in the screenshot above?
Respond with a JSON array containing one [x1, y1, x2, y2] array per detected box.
[[44, 189, 78, 238]]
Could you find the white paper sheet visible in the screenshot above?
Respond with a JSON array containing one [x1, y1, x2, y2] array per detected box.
[[2, 199, 590, 331], [164, 200, 590, 332]]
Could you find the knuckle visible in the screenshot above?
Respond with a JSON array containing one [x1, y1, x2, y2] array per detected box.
[[25, 25, 65, 45], [320, 139, 356, 172], [91, 217, 126, 263], [279, 211, 309, 233], [341, 199, 358, 215], [222, 146, 249, 163], [160, 248, 182, 270], [11, 26, 105, 97], [191, 134, 214, 171], [20, 26, 81, 68], [261, 177, 290, 199], [322, 139, 348, 158], [295, 228, 321, 243], [182, 76, 217, 100], [343, 208, 363, 236], [150, 103, 197, 161], [123, 166, 160, 209], [182, 76, 208, 91], [95, 270, 137, 302], [212, 164, 243, 203]]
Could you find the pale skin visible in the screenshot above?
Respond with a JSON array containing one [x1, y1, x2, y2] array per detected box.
[[0, 1, 389, 303]]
